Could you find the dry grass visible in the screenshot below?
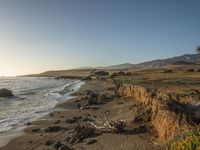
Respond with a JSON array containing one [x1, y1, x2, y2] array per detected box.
[[114, 69, 200, 86]]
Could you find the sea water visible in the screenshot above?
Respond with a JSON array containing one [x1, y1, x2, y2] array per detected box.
[[0, 77, 83, 135]]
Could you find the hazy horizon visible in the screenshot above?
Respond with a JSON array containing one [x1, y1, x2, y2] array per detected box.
[[0, 0, 200, 76]]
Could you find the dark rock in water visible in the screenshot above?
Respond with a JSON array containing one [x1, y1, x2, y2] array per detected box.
[[0, 88, 13, 97]]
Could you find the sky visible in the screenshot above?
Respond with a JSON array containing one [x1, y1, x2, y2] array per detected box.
[[0, 0, 200, 76]]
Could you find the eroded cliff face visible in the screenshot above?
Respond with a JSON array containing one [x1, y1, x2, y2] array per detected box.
[[116, 84, 200, 142]]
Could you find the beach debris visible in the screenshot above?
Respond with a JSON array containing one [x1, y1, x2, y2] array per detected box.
[[66, 117, 79, 124], [78, 116, 83, 119], [90, 119, 127, 133], [105, 111, 111, 115], [0, 88, 13, 97], [131, 125, 147, 134], [54, 141, 64, 149], [86, 139, 98, 145], [50, 113, 54, 117], [86, 92, 114, 105], [29, 140, 33, 143], [87, 92, 100, 105], [77, 104, 81, 109], [45, 126, 62, 133], [67, 125, 95, 144], [32, 128, 40, 133], [55, 120, 61, 124], [83, 117, 94, 122], [58, 145, 72, 150], [45, 140, 55, 146], [26, 122, 32, 126]]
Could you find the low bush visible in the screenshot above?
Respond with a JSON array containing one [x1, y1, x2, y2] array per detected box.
[[168, 127, 200, 150]]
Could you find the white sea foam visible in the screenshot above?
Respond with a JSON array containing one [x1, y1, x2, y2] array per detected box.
[[0, 77, 84, 134]]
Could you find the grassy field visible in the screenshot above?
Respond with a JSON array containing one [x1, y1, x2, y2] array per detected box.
[[114, 69, 200, 86]]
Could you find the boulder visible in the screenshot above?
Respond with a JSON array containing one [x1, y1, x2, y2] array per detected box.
[[0, 88, 13, 97]]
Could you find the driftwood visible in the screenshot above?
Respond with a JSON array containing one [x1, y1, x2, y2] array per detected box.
[[90, 118, 126, 133], [67, 125, 95, 144]]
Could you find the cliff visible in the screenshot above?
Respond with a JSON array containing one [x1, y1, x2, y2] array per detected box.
[[116, 84, 200, 142]]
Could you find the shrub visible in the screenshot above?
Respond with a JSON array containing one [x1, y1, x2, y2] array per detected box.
[[94, 71, 109, 76], [163, 69, 173, 73], [187, 69, 195, 72], [168, 128, 200, 150]]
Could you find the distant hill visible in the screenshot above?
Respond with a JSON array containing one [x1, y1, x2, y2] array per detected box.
[[172, 61, 198, 65], [96, 54, 200, 69], [25, 69, 93, 77], [134, 53, 200, 68], [24, 53, 200, 77], [73, 53, 200, 70], [97, 63, 134, 69]]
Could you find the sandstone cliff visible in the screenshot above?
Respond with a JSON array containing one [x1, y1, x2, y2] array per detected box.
[[116, 84, 200, 142]]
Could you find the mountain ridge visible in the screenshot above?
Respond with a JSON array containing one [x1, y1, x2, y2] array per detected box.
[[24, 53, 200, 77], [100, 53, 200, 69]]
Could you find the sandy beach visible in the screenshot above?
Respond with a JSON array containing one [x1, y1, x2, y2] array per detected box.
[[0, 79, 161, 150]]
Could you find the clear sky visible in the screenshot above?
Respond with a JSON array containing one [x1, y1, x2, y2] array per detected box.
[[0, 0, 200, 76]]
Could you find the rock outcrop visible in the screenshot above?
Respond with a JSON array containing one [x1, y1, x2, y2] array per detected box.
[[116, 84, 200, 142], [0, 88, 13, 97]]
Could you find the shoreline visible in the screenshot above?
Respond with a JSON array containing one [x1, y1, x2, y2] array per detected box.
[[0, 79, 160, 150], [0, 79, 84, 148]]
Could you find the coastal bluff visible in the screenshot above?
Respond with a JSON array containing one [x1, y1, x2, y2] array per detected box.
[[115, 84, 200, 142]]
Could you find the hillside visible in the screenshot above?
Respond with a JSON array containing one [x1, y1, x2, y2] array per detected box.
[[96, 53, 200, 69], [24, 53, 200, 77], [135, 53, 200, 68]]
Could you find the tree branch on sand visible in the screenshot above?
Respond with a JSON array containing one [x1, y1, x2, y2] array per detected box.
[[90, 118, 126, 133]]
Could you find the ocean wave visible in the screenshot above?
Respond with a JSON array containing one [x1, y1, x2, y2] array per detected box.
[[0, 78, 84, 134]]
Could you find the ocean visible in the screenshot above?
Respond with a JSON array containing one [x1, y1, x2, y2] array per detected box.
[[0, 77, 84, 135]]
